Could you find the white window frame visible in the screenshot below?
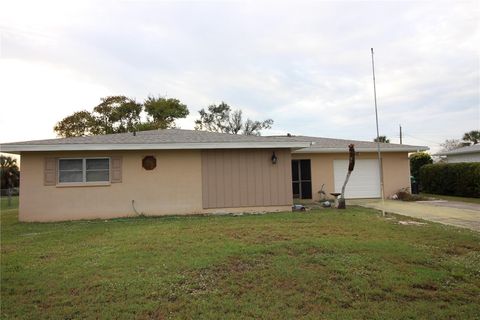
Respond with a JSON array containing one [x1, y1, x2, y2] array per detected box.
[[57, 157, 111, 185]]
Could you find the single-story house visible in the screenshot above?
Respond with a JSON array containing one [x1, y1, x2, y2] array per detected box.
[[435, 144, 480, 163], [0, 129, 427, 222]]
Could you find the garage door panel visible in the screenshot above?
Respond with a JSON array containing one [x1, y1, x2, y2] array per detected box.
[[334, 159, 381, 198]]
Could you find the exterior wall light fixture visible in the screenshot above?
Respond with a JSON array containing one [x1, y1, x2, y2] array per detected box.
[[271, 152, 278, 165]]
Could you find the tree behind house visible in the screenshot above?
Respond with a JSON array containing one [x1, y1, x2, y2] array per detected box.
[[54, 95, 189, 137], [91, 96, 143, 134], [462, 130, 480, 145], [54, 111, 97, 137], [194, 102, 273, 136], [143, 96, 189, 129], [373, 136, 390, 143], [439, 139, 469, 152]]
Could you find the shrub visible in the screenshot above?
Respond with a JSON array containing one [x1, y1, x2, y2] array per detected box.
[[394, 191, 428, 201], [420, 163, 480, 198], [409, 152, 433, 182]]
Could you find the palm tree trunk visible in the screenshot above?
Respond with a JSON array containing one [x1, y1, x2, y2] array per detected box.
[[338, 144, 356, 209], [338, 171, 351, 209]]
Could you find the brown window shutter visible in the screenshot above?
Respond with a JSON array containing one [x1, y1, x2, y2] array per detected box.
[[44, 158, 57, 186], [111, 156, 122, 183]]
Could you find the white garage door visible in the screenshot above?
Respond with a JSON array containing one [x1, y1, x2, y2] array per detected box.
[[333, 159, 381, 198]]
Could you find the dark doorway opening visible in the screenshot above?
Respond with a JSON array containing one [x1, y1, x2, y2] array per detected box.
[[292, 159, 312, 199]]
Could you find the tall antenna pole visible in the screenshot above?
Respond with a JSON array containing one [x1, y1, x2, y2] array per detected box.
[[399, 124, 403, 144], [371, 48, 385, 216]]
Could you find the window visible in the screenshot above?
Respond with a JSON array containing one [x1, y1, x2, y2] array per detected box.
[[58, 159, 83, 183], [291, 159, 312, 199], [58, 158, 110, 184], [86, 158, 110, 182]]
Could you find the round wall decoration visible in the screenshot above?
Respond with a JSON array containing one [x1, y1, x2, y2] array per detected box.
[[142, 156, 157, 170]]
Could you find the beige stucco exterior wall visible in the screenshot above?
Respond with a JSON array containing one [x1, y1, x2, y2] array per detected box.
[[19, 148, 411, 221], [381, 152, 411, 196], [19, 150, 204, 222], [291, 152, 411, 200]]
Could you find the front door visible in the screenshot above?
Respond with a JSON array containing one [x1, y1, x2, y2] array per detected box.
[[292, 159, 312, 199]]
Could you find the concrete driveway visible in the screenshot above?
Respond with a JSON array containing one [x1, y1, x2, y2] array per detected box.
[[352, 199, 480, 232]]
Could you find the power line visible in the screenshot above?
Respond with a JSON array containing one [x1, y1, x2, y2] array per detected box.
[[402, 133, 442, 145]]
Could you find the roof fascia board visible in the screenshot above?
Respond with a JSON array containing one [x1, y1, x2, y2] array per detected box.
[[0, 141, 312, 153], [294, 147, 429, 153], [435, 150, 480, 156]]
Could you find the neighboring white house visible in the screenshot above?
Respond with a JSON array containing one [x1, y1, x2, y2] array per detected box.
[[436, 144, 480, 163]]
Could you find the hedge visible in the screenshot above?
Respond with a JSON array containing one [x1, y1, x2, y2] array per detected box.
[[420, 163, 480, 198]]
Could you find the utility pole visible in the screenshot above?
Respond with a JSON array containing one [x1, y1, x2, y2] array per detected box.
[[371, 48, 385, 216], [399, 124, 403, 144]]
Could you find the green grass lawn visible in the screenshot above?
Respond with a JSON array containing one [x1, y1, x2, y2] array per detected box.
[[1, 195, 19, 211], [420, 193, 480, 205], [1, 198, 480, 319]]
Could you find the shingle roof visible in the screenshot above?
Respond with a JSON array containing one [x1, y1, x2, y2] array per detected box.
[[3, 129, 301, 145], [0, 129, 428, 153], [0, 129, 312, 153], [288, 135, 427, 153], [436, 144, 480, 156]]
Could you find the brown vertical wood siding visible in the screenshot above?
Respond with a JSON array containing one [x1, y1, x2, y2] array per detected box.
[[201, 149, 293, 209]]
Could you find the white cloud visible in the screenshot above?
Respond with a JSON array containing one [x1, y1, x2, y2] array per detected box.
[[0, 59, 109, 141], [0, 0, 478, 154]]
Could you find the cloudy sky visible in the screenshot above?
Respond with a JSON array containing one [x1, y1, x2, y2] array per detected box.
[[0, 0, 478, 153]]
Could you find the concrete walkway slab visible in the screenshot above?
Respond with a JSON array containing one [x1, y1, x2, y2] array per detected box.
[[351, 199, 480, 232]]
